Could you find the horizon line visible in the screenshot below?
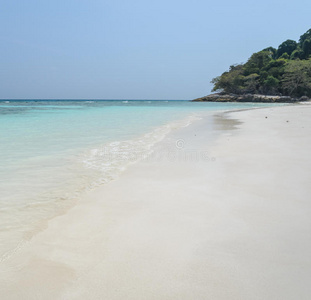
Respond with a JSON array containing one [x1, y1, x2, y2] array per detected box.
[[0, 98, 191, 101]]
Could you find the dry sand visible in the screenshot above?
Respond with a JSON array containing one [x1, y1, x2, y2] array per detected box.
[[1, 104, 311, 299]]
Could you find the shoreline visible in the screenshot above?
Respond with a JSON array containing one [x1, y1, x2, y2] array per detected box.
[[0, 104, 264, 263], [1, 104, 311, 299], [0, 111, 205, 262]]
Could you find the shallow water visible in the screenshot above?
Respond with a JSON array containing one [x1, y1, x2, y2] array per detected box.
[[0, 100, 282, 260]]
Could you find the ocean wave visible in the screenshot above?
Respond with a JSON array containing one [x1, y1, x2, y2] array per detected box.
[[81, 114, 201, 188]]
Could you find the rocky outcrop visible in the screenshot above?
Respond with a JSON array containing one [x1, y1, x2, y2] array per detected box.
[[192, 93, 310, 103]]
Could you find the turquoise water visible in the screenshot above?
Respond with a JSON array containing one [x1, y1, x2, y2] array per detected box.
[[0, 100, 282, 260]]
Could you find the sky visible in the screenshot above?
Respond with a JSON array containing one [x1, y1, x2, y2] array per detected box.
[[1, 0, 311, 100]]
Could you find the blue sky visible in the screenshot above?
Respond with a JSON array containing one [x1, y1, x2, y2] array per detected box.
[[1, 0, 310, 99]]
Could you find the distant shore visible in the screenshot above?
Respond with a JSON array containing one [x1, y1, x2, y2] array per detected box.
[[192, 93, 311, 103]]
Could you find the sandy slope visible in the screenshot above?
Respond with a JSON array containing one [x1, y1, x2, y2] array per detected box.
[[1, 104, 311, 299]]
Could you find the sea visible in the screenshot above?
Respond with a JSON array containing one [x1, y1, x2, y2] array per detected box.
[[0, 99, 282, 261]]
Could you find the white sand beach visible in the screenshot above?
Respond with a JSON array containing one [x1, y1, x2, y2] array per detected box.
[[1, 104, 311, 299]]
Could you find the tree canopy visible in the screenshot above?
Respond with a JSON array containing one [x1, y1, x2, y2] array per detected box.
[[212, 29, 311, 98]]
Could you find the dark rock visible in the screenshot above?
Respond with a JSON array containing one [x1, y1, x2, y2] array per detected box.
[[192, 93, 310, 103], [299, 96, 310, 102]]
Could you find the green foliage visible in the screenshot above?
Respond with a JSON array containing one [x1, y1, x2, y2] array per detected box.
[[262, 47, 277, 59], [263, 58, 286, 82], [211, 64, 245, 94], [265, 75, 279, 87], [299, 29, 311, 59], [282, 60, 311, 97], [280, 53, 290, 59], [263, 76, 279, 94], [290, 47, 304, 60], [211, 28, 311, 97], [244, 51, 273, 76], [276, 40, 297, 58], [299, 29, 311, 46], [302, 39, 311, 59], [244, 73, 259, 93]]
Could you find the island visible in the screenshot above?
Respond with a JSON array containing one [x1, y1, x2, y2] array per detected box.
[[193, 29, 311, 103]]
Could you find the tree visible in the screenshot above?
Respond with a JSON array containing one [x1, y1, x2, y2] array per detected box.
[[244, 73, 259, 93], [262, 47, 277, 59], [264, 58, 287, 79], [276, 40, 297, 58], [211, 65, 245, 94], [302, 39, 311, 59], [210, 28, 311, 98], [299, 29, 311, 45], [280, 53, 290, 59], [282, 60, 311, 97], [299, 29, 311, 59], [263, 76, 279, 95], [290, 47, 304, 60], [243, 51, 272, 76]]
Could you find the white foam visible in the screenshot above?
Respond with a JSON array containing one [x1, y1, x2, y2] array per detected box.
[[81, 114, 201, 188]]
